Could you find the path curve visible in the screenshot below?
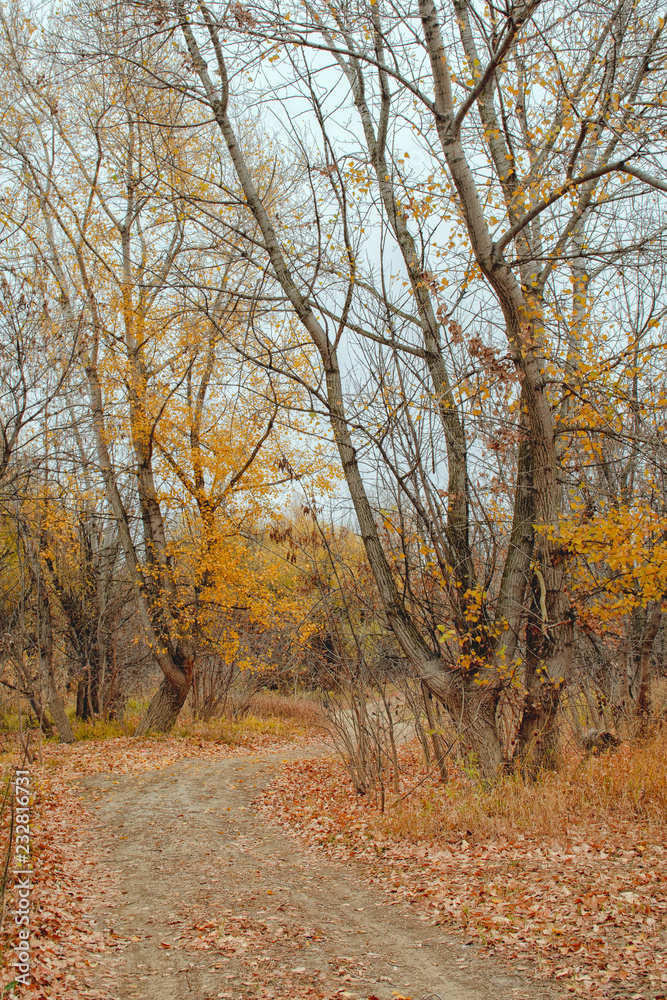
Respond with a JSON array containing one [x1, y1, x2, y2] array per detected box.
[[76, 751, 553, 1000]]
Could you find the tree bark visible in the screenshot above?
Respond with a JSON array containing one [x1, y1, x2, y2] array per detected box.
[[421, 681, 448, 783], [23, 534, 75, 744], [12, 656, 55, 738], [134, 667, 194, 737], [36, 607, 75, 744], [76, 655, 101, 721], [636, 603, 660, 733]]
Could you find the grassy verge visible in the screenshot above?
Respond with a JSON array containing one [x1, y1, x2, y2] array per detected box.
[[384, 730, 667, 843]]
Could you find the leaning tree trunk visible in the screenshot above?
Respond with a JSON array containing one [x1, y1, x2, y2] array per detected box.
[[134, 659, 194, 737], [178, 11, 506, 775]]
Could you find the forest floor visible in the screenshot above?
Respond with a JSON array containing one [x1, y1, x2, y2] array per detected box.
[[0, 727, 664, 1000]]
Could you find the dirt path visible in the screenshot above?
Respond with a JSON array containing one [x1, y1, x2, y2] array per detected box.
[[76, 752, 556, 1000]]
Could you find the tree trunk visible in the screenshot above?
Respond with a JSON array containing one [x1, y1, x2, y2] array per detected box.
[[134, 666, 194, 737], [41, 667, 75, 743], [14, 654, 55, 738], [636, 603, 661, 734], [23, 534, 75, 744], [36, 613, 74, 744], [419, 0, 575, 770], [76, 654, 102, 721], [421, 681, 448, 783], [512, 573, 568, 774], [76, 675, 87, 720], [513, 687, 560, 776], [85, 342, 196, 734]]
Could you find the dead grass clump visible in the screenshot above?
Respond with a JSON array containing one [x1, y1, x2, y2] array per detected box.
[[384, 770, 571, 842], [245, 691, 324, 727], [570, 728, 667, 825], [383, 726, 667, 843], [71, 716, 134, 741], [174, 707, 314, 743]]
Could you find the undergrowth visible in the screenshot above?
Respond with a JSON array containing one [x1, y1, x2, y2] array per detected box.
[[173, 712, 310, 743], [244, 690, 324, 727], [0, 691, 320, 749], [382, 727, 667, 843]]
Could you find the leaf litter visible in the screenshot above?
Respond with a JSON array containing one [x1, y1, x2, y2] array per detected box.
[[258, 746, 667, 1000], [2, 730, 664, 1000]]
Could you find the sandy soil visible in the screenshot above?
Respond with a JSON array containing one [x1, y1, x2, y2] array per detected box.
[[75, 751, 562, 1000]]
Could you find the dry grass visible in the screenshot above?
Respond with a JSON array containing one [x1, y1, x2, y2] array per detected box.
[[244, 690, 324, 727], [383, 726, 667, 843], [173, 712, 308, 743], [0, 692, 322, 755], [173, 693, 323, 742]]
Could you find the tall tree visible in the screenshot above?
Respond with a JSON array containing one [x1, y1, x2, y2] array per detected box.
[[0, 6, 314, 731], [129, 0, 667, 772]]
